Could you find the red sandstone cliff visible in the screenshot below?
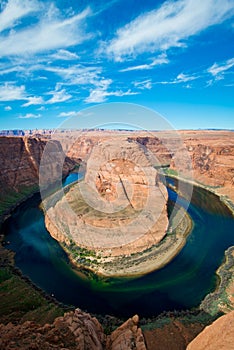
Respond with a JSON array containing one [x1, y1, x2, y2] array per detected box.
[[0, 136, 76, 222]]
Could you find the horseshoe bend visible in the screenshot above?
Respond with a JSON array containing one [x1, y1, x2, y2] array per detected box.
[[43, 137, 191, 277]]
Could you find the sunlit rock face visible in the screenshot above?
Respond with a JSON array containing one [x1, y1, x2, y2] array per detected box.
[[186, 310, 234, 350], [44, 138, 169, 275]]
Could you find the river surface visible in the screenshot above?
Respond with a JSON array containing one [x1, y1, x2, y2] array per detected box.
[[3, 174, 234, 318]]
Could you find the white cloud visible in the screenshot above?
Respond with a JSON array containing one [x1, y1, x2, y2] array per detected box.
[[0, 5, 91, 57], [85, 87, 138, 103], [0, 65, 23, 75], [0, 0, 40, 33], [18, 113, 41, 119], [22, 96, 44, 107], [45, 65, 102, 86], [4, 105, 12, 111], [37, 106, 46, 111], [105, 0, 234, 61], [208, 58, 234, 76], [0, 83, 26, 101], [120, 54, 169, 72], [134, 79, 152, 90], [47, 86, 72, 104], [159, 72, 198, 85], [175, 73, 197, 83], [58, 111, 78, 117], [51, 49, 79, 60]]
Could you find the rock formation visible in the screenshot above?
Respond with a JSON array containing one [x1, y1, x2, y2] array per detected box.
[[186, 310, 234, 350], [44, 138, 169, 276], [106, 314, 146, 350]]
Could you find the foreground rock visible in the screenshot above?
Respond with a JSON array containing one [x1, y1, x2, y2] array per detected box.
[[186, 310, 234, 350], [0, 309, 146, 350]]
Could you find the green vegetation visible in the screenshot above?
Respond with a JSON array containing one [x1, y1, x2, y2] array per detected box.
[[0, 184, 38, 220], [162, 168, 179, 176]]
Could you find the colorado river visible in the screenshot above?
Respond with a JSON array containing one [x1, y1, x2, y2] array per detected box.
[[2, 175, 234, 318]]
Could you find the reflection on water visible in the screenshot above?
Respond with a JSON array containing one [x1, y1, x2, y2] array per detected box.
[[2, 174, 234, 318]]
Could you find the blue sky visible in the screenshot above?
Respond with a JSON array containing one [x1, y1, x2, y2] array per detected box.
[[0, 0, 234, 130]]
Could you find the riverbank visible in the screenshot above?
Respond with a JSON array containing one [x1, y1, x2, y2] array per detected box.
[[200, 246, 234, 315]]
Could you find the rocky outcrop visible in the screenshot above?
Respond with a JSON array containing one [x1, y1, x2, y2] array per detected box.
[[0, 136, 76, 223], [186, 310, 234, 350], [0, 309, 146, 350]]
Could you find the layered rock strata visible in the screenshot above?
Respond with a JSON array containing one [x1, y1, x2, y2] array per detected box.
[[0, 136, 75, 223]]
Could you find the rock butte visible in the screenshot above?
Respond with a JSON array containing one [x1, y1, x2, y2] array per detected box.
[[44, 138, 170, 276]]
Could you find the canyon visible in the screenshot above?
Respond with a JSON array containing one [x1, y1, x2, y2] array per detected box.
[[0, 130, 233, 349]]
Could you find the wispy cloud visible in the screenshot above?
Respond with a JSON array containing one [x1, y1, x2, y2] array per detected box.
[[85, 88, 138, 103], [0, 4, 91, 57], [0, 83, 26, 101], [22, 96, 44, 107], [0, 0, 40, 33], [159, 72, 198, 85], [4, 105, 12, 111], [58, 111, 78, 117], [120, 54, 169, 72], [133, 79, 152, 90], [105, 0, 234, 61], [45, 64, 103, 87], [46, 86, 72, 104], [208, 58, 234, 77], [50, 49, 79, 61], [37, 106, 46, 111], [18, 113, 41, 119]]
